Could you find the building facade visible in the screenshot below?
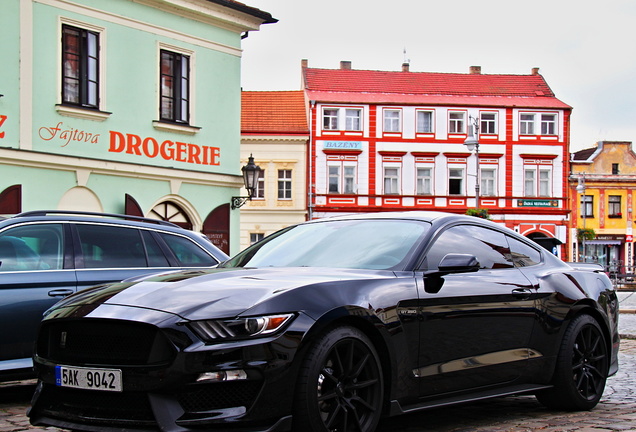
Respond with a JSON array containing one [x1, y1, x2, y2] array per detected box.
[[239, 91, 308, 250], [570, 141, 636, 272], [303, 61, 572, 258], [0, 0, 274, 255]]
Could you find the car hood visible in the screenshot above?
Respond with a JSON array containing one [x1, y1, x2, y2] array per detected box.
[[54, 267, 393, 321]]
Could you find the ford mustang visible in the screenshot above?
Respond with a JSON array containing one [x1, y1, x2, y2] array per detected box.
[[28, 212, 620, 432]]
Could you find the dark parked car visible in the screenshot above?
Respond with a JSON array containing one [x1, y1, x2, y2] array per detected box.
[[28, 212, 619, 432], [0, 210, 228, 381]]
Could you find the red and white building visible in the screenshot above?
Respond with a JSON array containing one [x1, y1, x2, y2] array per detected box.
[[302, 61, 572, 259]]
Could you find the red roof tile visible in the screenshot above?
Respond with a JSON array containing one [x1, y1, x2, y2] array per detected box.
[[241, 91, 308, 135], [303, 68, 571, 109]]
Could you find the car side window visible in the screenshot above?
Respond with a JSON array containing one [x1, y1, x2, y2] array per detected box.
[[426, 224, 514, 270], [506, 236, 543, 267], [141, 231, 170, 267], [159, 232, 218, 267], [77, 224, 147, 268], [0, 224, 64, 271]]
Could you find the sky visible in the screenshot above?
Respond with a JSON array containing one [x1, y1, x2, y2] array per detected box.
[[240, 0, 636, 151]]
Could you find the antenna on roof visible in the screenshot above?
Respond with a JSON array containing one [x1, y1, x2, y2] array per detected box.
[[402, 48, 411, 72]]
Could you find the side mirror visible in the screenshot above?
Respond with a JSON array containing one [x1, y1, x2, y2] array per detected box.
[[437, 253, 480, 274], [423, 253, 480, 294]]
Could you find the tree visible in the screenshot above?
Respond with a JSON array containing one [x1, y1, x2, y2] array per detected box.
[[577, 228, 596, 241], [465, 208, 491, 220]]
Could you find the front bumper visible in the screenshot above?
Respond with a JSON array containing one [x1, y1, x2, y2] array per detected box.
[[28, 314, 314, 431]]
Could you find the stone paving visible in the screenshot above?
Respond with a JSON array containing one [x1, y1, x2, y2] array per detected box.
[[1, 329, 635, 432]]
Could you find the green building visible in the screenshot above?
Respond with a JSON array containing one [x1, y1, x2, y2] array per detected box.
[[0, 0, 275, 255]]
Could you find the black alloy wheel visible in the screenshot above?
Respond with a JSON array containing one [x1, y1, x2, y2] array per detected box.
[[294, 326, 384, 432], [536, 314, 609, 410]]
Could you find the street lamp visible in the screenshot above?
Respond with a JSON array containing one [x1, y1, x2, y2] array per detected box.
[[576, 174, 586, 262], [231, 154, 262, 210], [464, 116, 480, 208]]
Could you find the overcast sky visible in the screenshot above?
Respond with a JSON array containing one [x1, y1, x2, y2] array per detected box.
[[240, 0, 636, 151]]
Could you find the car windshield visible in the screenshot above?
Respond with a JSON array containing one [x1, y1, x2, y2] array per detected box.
[[225, 219, 430, 270]]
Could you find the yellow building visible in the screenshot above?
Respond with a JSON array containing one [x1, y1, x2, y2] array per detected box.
[[570, 141, 636, 273], [239, 91, 309, 250]]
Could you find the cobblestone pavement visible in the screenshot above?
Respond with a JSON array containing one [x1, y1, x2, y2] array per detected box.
[[1, 341, 635, 432]]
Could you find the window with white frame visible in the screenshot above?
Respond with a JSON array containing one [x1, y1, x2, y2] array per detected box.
[[448, 168, 464, 195], [520, 113, 535, 135], [383, 167, 400, 194], [417, 110, 433, 133], [480, 113, 497, 134], [541, 114, 557, 135], [520, 112, 558, 136], [328, 164, 356, 194], [524, 167, 551, 197], [609, 195, 622, 217], [580, 195, 594, 218], [322, 108, 362, 131], [323, 109, 339, 130], [254, 169, 265, 199], [480, 168, 496, 196], [62, 24, 100, 109], [345, 109, 362, 131], [277, 169, 292, 199], [416, 167, 432, 195], [524, 169, 535, 196], [250, 233, 264, 245], [539, 169, 551, 195], [384, 110, 401, 132], [449, 112, 465, 134]]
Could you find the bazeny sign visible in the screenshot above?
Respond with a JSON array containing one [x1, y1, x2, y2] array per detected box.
[[109, 131, 220, 166]]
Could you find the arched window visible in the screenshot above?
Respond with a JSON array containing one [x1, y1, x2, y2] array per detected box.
[[149, 202, 192, 230]]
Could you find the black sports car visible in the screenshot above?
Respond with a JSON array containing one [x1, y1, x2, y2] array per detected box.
[[28, 212, 620, 432]]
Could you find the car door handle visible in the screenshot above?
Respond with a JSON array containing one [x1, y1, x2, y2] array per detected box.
[[511, 288, 533, 299], [48, 289, 74, 298]]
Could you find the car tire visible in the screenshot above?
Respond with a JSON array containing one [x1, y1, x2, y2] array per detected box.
[[536, 314, 609, 411], [293, 326, 384, 432]]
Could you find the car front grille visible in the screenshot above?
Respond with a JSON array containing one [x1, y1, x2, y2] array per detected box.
[[37, 385, 156, 427], [177, 381, 263, 412], [37, 319, 176, 366]]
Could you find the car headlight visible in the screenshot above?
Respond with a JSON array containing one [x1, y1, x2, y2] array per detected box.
[[189, 314, 294, 343]]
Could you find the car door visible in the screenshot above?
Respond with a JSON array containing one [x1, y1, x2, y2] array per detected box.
[[73, 223, 174, 290], [415, 224, 537, 397], [0, 223, 77, 372]]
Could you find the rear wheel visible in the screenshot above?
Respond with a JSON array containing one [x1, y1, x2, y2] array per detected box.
[[536, 314, 608, 410], [293, 326, 383, 432]]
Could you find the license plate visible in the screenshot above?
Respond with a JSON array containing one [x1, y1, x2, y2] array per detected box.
[[55, 365, 122, 392]]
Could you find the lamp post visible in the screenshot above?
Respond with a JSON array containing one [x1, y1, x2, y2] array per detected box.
[[231, 154, 262, 209], [463, 116, 480, 208], [576, 174, 586, 262]]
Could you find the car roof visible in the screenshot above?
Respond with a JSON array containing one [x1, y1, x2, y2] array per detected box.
[[1, 210, 194, 236], [303, 211, 545, 251], [309, 211, 495, 226]]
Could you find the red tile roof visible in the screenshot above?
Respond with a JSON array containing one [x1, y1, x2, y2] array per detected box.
[[241, 91, 308, 135], [303, 68, 571, 109]]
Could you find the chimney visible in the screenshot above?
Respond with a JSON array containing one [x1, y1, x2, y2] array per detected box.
[[340, 61, 352, 70], [402, 62, 410, 72], [531, 67, 540, 75], [301, 59, 308, 68], [469, 66, 481, 74]]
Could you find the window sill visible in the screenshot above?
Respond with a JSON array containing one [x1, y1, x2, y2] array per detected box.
[[153, 121, 201, 135], [608, 215, 623, 219], [56, 105, 111, 121]]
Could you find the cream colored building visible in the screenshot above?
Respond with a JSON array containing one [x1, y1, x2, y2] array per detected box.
[[239, 91, 309, 250]]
